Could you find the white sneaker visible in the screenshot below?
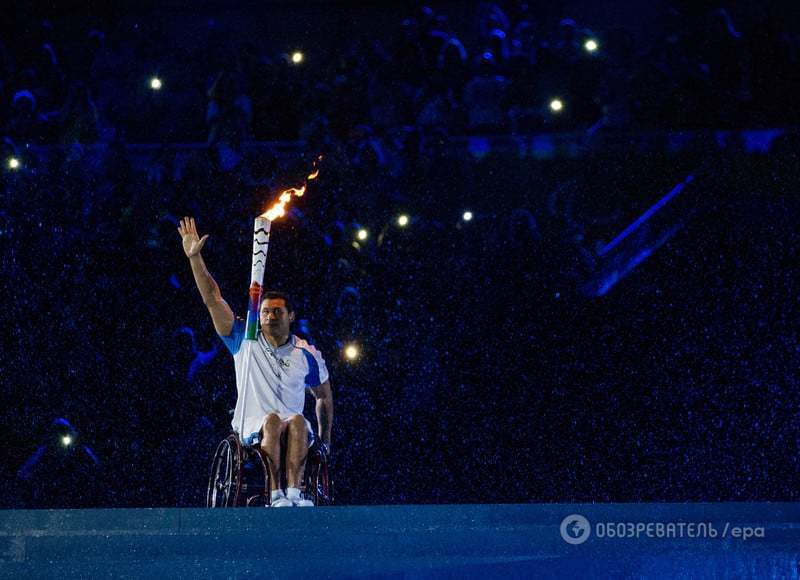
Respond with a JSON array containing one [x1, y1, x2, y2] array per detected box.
[[286, 490, 315, 507], [292, 496, 315, 507], [270, 492, 293, 508]]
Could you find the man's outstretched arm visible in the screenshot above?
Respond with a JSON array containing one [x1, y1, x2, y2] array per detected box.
[[177, 216, 235, 336], [310, 380, 334, 450]]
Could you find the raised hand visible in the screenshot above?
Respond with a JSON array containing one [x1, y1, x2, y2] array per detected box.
[[177, 216, 210, 258]]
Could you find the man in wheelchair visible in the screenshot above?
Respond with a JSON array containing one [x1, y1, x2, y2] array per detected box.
[[179, 217, 334, 507]]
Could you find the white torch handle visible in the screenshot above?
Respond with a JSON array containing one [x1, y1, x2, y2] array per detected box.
[[251, 217, 271, 286]]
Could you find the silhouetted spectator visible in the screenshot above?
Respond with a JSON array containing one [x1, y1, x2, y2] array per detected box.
[[59, 81, 99, 144], [463, 51, 510, 133], [207, 70, 252, 147], [8, 89, 47, 141]]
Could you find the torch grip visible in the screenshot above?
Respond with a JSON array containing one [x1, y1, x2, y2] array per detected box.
[[245, 282, 262, 340]]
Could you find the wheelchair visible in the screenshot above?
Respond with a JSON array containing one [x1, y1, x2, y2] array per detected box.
[[207, 427, 333, 508]]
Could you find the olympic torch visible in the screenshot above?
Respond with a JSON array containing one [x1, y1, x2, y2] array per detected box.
[[246, 218, 271, 340]]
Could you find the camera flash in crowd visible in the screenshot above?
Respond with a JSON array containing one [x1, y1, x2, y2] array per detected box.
[[549, 98, 564, 112], [462, 211, 473, 222], [584, 39, 599, 53], [397, 214, 410, 227], [291, 51, 304, 64], [344, 343, 360, 361], [61, 435, 73, 447], [150, 77, 163, 90], [7, 156, 20, 170], [356, 228, 369, 241]]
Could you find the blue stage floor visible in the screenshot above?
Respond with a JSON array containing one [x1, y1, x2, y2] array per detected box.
[[1, 503, 799, 578]]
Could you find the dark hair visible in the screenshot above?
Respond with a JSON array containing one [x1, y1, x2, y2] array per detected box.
[[261, 291, 294, 313]]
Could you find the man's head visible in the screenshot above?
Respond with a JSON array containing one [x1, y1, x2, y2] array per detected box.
[[260, 291, 295, 340]]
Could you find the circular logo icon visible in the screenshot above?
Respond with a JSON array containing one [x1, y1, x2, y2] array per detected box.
[[560, 514, 591, 545]]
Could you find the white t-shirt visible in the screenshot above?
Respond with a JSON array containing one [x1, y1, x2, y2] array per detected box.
[[220, 318, 329, 443]]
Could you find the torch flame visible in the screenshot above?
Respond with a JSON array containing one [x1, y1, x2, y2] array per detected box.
[[259, 156, 323, 221]]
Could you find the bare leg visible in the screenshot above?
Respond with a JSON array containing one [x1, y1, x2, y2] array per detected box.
[[260, 413, 289, 492], [285, 414, 309, 489]]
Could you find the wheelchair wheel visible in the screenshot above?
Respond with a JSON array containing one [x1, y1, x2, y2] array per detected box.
[[207, 434, 271, 508], [240, 445, 270, 507], [305, 448, 334, 506], [207, 434, 242, 507]]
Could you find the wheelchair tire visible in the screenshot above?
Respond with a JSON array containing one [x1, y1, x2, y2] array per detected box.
[[306, 449, 334, 506], [207, 434, 241, 507]]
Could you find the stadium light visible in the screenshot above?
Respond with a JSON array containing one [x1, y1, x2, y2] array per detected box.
[[343, 343, 360, 361], [291, 51, 304, 64], [149, 77, 162, 90], [7, 157, 20, 170], [462, 211, 473, 222], [356, 228, 369, 241], [549, 98, 564, 113], [584, 39, 599, 53], [397, 214, 410, 227]]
